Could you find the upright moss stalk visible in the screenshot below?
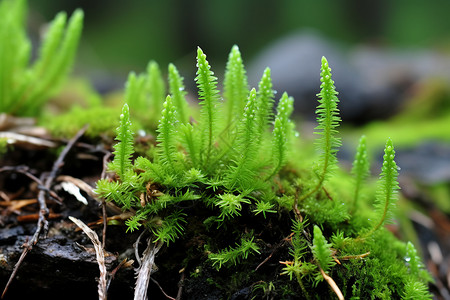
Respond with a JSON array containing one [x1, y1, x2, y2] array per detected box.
[[108, 103, 134, 181], [156, 95, 179, 172], [351, 135, 370, 213], [223, 45, 249, 129], [370, 138, 400, 233], [195, 47, 221, 170], [268, 92, 294, 179], [299, 56, 341, 201], [168, 63, 189, 124], [225, 88, 260, 189]]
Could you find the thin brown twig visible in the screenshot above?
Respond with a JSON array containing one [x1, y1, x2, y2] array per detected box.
[[319, 267, 344, 300], [339, 251, 370, 260], [293, 187, 303, 222], [176, 271, 185, 300], [322, 186, 333, 201], [150, 278, 176, 300], [102, 199, 107, 249], [1, 125, 87, 299], [255, 236, 289, 271], [100, 150, 111, 248], [0, 165, 62, 204]]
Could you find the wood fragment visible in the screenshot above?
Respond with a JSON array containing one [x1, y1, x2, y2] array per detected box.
[[17, 212, 61, 222], [70, 216, 108, 300], [134, 238, 162, 300], [0, 113, 35, 130], [0, 131, 57, 149]]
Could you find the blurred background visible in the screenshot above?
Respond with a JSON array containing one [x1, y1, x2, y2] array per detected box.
[[29, 0, 450, 123]]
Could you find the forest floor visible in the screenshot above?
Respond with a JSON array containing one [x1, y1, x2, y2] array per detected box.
[[0, 117, 449, 299]]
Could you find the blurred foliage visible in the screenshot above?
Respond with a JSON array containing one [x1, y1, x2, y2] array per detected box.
[[30, 0, 450, 75], [345, 79, 450, 148]]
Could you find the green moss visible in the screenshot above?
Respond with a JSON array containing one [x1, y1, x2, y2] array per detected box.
[[94, 46, 432, 298]]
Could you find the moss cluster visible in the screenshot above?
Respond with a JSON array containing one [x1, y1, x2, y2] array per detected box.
[[95, 46, 432, 298]]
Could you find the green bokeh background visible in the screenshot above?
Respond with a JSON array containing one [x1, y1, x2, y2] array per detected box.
[[30, 0, 450, 77]]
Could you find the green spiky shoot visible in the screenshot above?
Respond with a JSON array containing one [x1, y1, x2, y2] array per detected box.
[[208, 236, 260, 270], [225, 88, 260, 189], [371, 138, 400, 233], [300, 56, 341, 201], [351, 135, 370, 213], [267, 92, 294, 179], [108, 103, 134, 181], [147, 60, 166, 123], [223, 45, 249, 129], [256, 67, 275, 136], [168, 63, 189, 124], [124, 72, 146, 113], [156, 95, 179, 172], [195, 47, 221, 170], [216, 193, 251, 220]]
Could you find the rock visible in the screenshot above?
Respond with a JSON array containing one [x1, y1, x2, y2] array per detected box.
[[248, 30, 450, 124]]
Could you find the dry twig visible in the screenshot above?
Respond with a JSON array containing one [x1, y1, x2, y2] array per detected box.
[[319, 267, 344, 300], [134, 238, 163, 300], [70, 216, 108, 300]]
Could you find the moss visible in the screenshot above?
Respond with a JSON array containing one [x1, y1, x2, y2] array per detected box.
[[95, 46, 432, 298]]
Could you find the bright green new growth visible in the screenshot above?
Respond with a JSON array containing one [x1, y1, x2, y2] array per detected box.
[[268, 92, 294, 179], [315, 56, 341, 181], [299, 56, 341, 201], [147, 61, 166, 122], [195, 47, 221, 169], [223, 45, 249, 128], [156, 95, 179, 172], [124, 72, 146, 114], [402, 280, 432, 300], [225, 88, 260, 188], [108, 104, 134, 180], [215, 193, 251, 220], [256, 68, 275, 136], [351, 135, 370, 212], [405, 241, 423, 278], [168, 63, 189, 124], [0, 0, 83, 116], [312, 225, 335, 273], [95, 47, 431, 298], [371, 138, 400, 232], [123, 60, 166, 127]]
